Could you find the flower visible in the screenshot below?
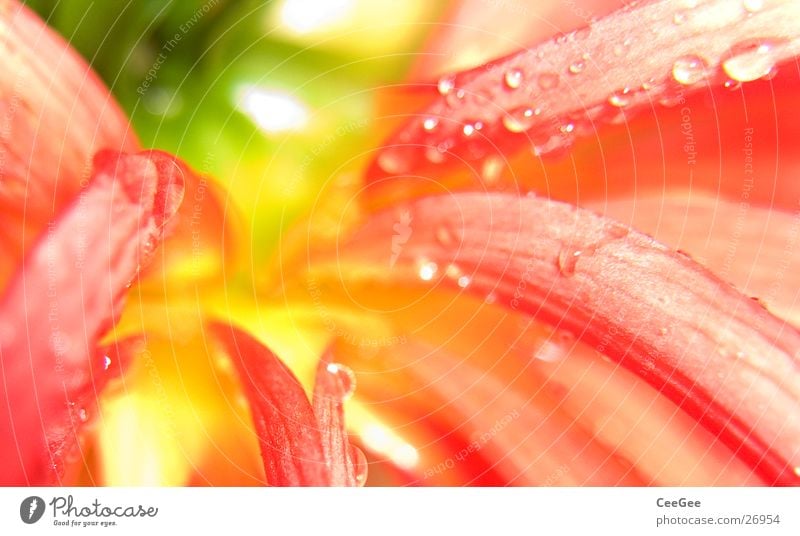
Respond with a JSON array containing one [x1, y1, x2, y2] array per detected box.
[[2, 0, 799, 487]]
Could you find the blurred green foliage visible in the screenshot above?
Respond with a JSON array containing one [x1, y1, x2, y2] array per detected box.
[[24, 0, 434, 258]]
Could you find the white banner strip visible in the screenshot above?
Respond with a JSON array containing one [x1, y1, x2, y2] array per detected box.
[[1, 487, 797, 535]]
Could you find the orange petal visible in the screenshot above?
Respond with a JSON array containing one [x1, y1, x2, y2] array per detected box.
[[323, 193, 800, 484], [0, 150, 185, 484]]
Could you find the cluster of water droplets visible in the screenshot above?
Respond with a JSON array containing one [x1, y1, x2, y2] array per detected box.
[[379, 0, 790, 181]]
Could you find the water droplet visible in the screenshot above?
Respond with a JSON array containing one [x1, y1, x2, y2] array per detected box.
[[103, 355, 112, 370], [462, 123, 475, 136], [481, 156, 504, 183], [558, 248, 582, 276], [537, 72, 560, 89], [445, 264, 461, 279], [377, 149, 411, 174], [77, 407, 89, 422], [504, 68, 523, 89], [568, 60, 585, 74], [743, 0, 763, 13], [435, 226, 456, 247], [418, 261, 438, 281], [437, 75, 456, 95], [485, 292, 497, 304], [724, 79, 742, 90], [722, 40, 780, 82], [457, 275, 471, 288], [425, 146, 445, 164], [326, 362, 356, 399], [672, 55, 708, 85], [673, 11, 687, 24], [560, 122, 575, 134], [502, 107, 537, 133], [351, 446, 368, 486], [608, 88, 631, 107], [534, 340, 565, 362], [422, 117, 439, 131], [794, 466, 800, 478]]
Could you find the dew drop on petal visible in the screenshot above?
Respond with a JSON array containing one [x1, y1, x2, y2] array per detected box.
[[351, 446, 368, 487], [608, 89, 630, 107], [377, 149, 411, 174], [504, 68, 523, 89], [326, 362, 356, 399], [558, 248, 582, 276], [724, 79, 742, 90], [457, 275, 471, 288], [418, 261, 438, 281], [435, 226, 456, 247], [462, 123, 475, 136], [568, 60, 585, 74], [537, 72, 560, 89], [103, 355, 112, 370], [672, 55, 708, 85], [743, 0, 763, 13], [722, 41, 780, 82], [503, 107, 536, 132], [437, 74, 456, 95], [481, 156, 504, 183], [77, 407, 89, 423], [503, 107, 537, 133], [534, 340, 565, 362], [422, 117, 438, 131], [560, 122, 575, 135]]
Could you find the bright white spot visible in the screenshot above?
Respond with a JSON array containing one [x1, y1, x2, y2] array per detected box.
[[237, 86, 308, 133], [418, 261, 438, 281], [280, 0, 354, 34], [361, 424, 419, 470], [457, 275, 471, 288], [326, 363, 339, 374], [103, 355, 112, 370]]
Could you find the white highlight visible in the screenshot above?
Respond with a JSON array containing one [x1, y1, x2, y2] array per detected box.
[[237, 87, 308, 134], [280, 0, 354, 34]]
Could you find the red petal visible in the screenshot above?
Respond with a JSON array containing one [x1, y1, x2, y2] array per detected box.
[[594, 195, 800, 326], [210, 322, 333, 486], [328, 193, 800, 485], [312, 350, 358, 486], [367, 0, 800, 205], [409, 0, 626, 80], [0, 150, 185, 484], [0, 0, 138, 283]]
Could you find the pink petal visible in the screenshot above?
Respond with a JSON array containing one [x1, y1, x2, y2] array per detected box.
[[0, 150, 185, 484], [210, 322, 333, 486], [328, 193, 800, 485], [0, 0, 138, 283], [312, 350, 359, 486]]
